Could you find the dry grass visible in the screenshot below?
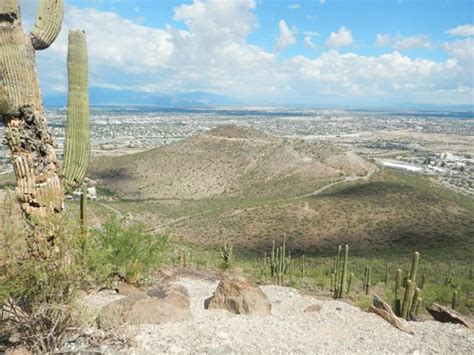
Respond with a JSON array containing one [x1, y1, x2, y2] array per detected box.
[[88, 125, 373, 200]]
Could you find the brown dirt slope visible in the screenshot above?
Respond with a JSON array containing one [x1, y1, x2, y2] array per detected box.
[[88, 125, 373, 200]]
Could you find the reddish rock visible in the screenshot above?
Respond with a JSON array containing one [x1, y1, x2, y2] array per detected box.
[[205, 276, 271, 315], [426, 303, 473, 329], [117, 282, 146, 297], [304, 304, 322, 313]]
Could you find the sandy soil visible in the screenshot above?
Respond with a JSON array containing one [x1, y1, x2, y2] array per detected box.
[[78, 277, 474, 354]]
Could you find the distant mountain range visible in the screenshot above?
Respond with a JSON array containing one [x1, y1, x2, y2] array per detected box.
[[44, 87, 238, 108], [43, 87, 473, 112]]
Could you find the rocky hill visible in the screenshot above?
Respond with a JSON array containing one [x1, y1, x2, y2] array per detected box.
[[88, 125, 374, 200]]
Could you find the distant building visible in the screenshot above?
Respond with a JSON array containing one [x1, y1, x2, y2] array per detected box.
[[380, 161, 423, 173]]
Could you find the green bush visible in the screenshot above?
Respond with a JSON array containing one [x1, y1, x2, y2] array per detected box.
[[1, 194, 168, 352], [86, 217, 169, 284]]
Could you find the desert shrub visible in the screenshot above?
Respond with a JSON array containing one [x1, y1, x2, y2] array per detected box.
[[0, 199, 87, 352], [87, 217, 169, 284], [1, 196, 168, 352]]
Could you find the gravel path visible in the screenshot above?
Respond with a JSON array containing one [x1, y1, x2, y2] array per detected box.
[[105, 277, 474, 354]]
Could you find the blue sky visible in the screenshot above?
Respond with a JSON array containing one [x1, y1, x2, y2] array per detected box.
[[20, 0, 474, 107]]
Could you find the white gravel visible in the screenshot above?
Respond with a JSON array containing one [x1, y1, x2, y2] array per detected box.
[[85, 278, 474, 354]]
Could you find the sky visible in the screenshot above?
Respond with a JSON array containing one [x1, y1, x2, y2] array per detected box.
[[18, 0, 474, 107]]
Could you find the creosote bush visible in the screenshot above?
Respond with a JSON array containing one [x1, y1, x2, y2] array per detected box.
[[86, 217, 169, 285]]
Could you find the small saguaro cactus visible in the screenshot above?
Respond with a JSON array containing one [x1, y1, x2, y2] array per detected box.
[[336, 244, 349, 298], [0, 0, 90, 254], [346, 272, 354, 294], [452, 290, 458, 310], [364, 265, 371, 295], [220, 242, 234, 267], [394, 269, 403, 316]]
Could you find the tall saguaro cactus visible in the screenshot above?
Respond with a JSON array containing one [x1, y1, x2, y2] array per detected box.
[[62, 30, 90, 193], [0, 0, 90, 254]]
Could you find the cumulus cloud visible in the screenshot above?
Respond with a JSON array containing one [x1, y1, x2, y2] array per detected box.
[[304, 36, 316, 49], [375, 33, 431, 50], [275, 20, 297, 52], [447, 24, 474, 37], [325, 27, 353, 49], [19, 0, 474, 105], [394, 35, 431, 50], [291, 50, 461, 101], [376, 33, 392, 47]]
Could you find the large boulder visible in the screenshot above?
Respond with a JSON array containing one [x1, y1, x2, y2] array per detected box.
[[98, 285, 190, 328], [426, 303, 473, 329], [205, 276, 271, 315], [147, 284, 190, 309]]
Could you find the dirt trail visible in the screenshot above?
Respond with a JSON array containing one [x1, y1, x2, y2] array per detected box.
[[81, 277, 474, 354]]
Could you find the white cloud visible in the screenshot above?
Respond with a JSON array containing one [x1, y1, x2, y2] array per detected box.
[[325, 27, 353, 49], [447, 24, 474, 37], [376, 33, 431, 50], [292, 51, 461, 99], [288, 3, 300, 9], [376, 33, 392, 47], [275, 20, 297, 52], [443, 38, 474, 85], [393, 35, 431, 50], [304, 36, 316, 49], [20, 0, 474, 105], [304, 31, 319, 36]]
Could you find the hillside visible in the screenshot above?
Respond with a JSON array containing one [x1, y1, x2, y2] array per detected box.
[[85, 126, 473, 260], [88, 125, 374, 200]]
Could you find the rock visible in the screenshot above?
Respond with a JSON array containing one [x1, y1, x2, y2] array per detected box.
[[426, 303, 473, 329], [117, 282, 146, 297], [205, 276, 271, 315], [5, 347, 31, 355], [368, 294, 413, 334], [304, 304, 322, 313], [98, 285, 191, 327], [147, 284, 190, 309]]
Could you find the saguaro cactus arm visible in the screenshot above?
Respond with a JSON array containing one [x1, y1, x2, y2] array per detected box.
[[30, 0, 64, 50], [61, 30, 90, 193]]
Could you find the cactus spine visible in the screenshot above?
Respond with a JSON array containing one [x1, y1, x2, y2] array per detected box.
[[0, 0, 89, 255]]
